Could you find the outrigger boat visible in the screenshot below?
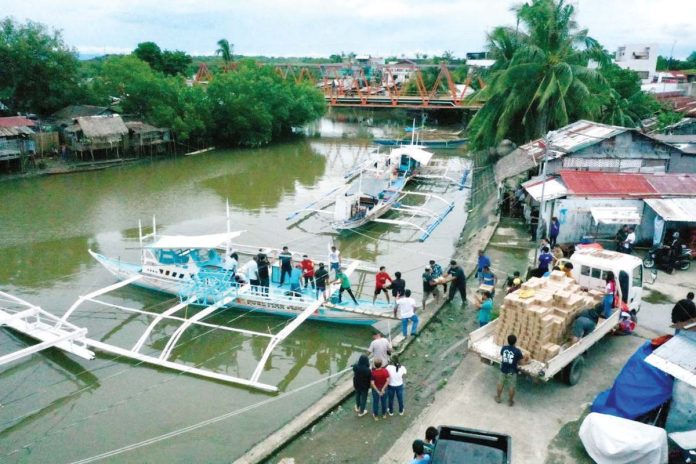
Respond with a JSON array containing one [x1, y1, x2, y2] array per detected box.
[[1, 216, 400, 392], [287, 143, 471, 241]]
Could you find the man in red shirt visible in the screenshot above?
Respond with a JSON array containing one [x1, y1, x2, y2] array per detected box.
[[370, 359, 390, 420], [372, 266, 393, 304], [300, 254, 315, 290]]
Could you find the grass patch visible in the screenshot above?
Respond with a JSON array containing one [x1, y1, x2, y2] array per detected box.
[[643, 289, 674, 304], [544, 407, 593, 464]]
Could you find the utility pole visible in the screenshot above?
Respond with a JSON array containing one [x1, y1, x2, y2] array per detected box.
[[534, 130, 554, 264]]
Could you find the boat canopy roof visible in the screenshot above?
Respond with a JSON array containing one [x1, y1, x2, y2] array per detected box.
[[390, 146, 434, 165], [146, 231, 244, 250]]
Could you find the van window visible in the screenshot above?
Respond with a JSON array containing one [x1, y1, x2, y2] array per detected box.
[[591, 268, 601, 279], [581, 265, 591, 277], [632, 266, 642, 287]]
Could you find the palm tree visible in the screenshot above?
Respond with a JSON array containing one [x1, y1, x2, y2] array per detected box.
[[469, 0, 607, 150], [216, 39, 234, 69]]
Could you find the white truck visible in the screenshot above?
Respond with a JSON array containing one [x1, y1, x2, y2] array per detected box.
[[469, 248, 644, 386]]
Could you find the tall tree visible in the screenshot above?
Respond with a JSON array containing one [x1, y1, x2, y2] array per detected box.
[[216, 38, 234, 68], [468, 0, 606, 150], [0, 18, 83, 114], [133, 41, 162, 69]]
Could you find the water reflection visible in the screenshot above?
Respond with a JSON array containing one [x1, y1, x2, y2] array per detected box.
[[200, 141, 326, 210], [0, 235, 92, 288]]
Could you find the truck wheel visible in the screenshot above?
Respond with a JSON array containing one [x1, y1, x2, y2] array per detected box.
[[642, 257, 655, 269], [564, 356, 585, 386]]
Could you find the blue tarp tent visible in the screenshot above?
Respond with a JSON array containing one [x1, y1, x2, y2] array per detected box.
[[592, 341, 673, 419]]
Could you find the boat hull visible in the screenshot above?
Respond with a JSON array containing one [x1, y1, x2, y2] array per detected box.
[[89, 251, 385, 326]]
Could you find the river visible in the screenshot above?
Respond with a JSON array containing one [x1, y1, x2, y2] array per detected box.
[[0, 119, 470, 463]]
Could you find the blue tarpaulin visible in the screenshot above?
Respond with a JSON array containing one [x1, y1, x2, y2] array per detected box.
[[591, 341, 674, 419]]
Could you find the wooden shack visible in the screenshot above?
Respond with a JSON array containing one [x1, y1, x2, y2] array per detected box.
[[63, 115, 129, 160]]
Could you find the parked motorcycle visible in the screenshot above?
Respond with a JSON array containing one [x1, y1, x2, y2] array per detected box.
[[643, 245, 692, 272]]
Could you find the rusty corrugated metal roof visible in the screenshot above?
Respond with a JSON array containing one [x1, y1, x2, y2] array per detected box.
[[560, 170, 696, 197], [0, 116, 35, 128]]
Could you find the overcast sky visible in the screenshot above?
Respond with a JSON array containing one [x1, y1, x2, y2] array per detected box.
[[3, 0, 695, 59]]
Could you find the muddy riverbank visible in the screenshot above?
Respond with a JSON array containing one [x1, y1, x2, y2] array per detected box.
[[263, 150, 507, 463]]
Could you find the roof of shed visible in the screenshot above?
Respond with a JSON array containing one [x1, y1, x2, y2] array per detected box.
[[0, 127, 34, 137], [559, 170, 696, 197], [68, 115, 128, 138], [0, 116, 35, 128], [51, 105, 114, 121]]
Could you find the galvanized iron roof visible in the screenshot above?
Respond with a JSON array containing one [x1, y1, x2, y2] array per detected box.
[[0, 116, 35, 128], [560, 171, 696, 198], [646, 332, 696, 388], [645, 198, 696, 222]]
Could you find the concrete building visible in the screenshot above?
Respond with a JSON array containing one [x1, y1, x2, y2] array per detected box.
[[495, 120, 690, 187], [615, 44, 658, 84], [522, 170, 696, 246]]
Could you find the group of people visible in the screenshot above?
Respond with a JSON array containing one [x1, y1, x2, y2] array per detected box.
[[353, 333, 408, 420], [614, 225, 637, 254]]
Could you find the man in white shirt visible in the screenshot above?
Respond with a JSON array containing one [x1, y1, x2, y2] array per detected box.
[[622, 227, 636, 254], [239, 257, 259, 289], [368, 332, 392, 367], [394, 289, 419, 337], [328, 243, 341, 276]]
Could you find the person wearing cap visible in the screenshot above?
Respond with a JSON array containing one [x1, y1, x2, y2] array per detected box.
[[421, 266, 439, 311], [505, 271, 522, 294], [446, 260, 466, 304], [300, 254, 315, 289], [314, 262, 329, 299]]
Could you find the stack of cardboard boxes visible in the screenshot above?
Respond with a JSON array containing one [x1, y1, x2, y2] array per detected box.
[[494, 271, 603, 362]]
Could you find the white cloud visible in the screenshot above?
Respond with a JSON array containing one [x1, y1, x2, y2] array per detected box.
[[2, 0, 694, 58]]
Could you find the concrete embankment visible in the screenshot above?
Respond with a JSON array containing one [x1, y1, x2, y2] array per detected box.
[[236, 150, 500, 464]]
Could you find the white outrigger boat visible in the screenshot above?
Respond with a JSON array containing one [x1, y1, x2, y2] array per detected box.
[[0, 217, 399, 392], [287, 142, 471, 241]]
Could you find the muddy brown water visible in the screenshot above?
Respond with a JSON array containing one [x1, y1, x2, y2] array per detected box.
[[0, 121, 471, 463]]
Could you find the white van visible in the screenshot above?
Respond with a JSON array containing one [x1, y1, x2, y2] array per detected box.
[[567, 248, 644, 312]]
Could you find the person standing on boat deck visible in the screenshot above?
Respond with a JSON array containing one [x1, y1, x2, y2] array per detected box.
[[289, 264, 303, 296], [257, 253, 270, 296], [278, 246, 293, 286], [446, 260, 466, 304], [352, 354, 371, 417], [328, 243, 341, 276], [223, 252, 238, 276], [391, 271, 406, 299], [314, 263, 329, 300], [300, 254, 315, 289], [333, 269, 358, 305], [394, 289, 419, 337], [429, 260, 447, 294], [373, 266, 393, 304], [240, 257, 259, 291]]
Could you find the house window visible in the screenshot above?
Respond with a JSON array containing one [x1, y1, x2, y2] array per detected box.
[[637, 71, 649, 79]]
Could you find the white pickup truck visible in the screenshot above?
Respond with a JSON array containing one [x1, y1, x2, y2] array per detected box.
[[469, 248, 644, 385]]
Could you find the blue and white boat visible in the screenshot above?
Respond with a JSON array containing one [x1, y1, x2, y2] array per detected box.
[[89, 228, 394, 327]]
